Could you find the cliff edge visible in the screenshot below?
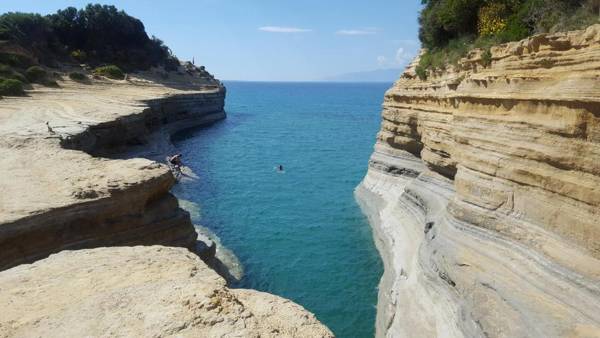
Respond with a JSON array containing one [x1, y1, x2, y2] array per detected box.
[[0, 246, 333, 337], [356, 25, 600, 337], [0, 71, 225, 270], [0, 69, 333, 336]]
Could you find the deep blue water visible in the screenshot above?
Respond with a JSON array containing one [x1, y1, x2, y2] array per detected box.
[[172, 81, 387, 338]]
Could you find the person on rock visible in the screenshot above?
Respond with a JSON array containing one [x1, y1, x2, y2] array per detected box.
[[168, 154, 183, 175]]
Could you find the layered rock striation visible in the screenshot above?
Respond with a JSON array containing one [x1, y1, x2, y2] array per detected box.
[[0, 246, 333, 337], [0, 77, 225, 271], [356, 25, 600, 337]]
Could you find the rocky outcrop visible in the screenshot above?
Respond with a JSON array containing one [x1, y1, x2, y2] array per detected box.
[[0, 246, 334, 337], [61, 90, 226, 155], [356, 25, 600, 337], [0, 73, 334, 336], [0, 79, 225, 271]]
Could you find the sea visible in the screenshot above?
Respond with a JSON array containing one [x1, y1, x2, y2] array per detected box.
[[171, 81, 388, 338]]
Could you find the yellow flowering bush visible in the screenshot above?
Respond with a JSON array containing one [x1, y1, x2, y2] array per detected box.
[[478, 3, 508, 36]]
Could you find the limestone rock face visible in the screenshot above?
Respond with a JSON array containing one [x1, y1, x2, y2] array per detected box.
[[0, 81, 225, 271], [0, 246, 333, 338], [357, 25, 600, 337]]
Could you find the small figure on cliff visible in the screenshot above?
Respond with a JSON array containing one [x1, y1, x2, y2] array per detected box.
[[45, 121, 55, 134], [169, 153, 183, 168], [167, 153, 184, 178]]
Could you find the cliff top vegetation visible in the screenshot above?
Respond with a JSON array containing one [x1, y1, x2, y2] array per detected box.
[[0, 4, 179, 96], [416, 0, 600, 79]]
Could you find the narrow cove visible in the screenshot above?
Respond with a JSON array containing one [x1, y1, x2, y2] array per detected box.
[[171, 81, 387, 337]]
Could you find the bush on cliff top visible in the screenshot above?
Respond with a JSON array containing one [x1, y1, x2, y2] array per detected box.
[[416, 0, 599, 78], [0, 78, 25, 96], [0, 4, 178, 71], [0, 64, 28, 83], [68, 71, 87, 82], [25, 66, 47, 83], [93, 65, 125, 80]]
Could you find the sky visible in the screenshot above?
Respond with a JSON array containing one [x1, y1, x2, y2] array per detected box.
[[0, 1, 423, 81]]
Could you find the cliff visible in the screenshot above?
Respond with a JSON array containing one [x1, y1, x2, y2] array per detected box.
[[0, 246, 333, 337], [356, 25, 600, 337], [0, 75, 225, 270], [0, 70, 333, 336]]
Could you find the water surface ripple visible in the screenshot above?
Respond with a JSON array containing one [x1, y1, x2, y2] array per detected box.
[[172, 81, 386, 337]]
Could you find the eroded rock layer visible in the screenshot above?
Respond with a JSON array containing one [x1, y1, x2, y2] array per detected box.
[[357, 25, 600, 337], [0, 246, 334, 338], [0, 80, 225, 271]]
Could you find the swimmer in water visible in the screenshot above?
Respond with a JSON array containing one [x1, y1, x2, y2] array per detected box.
[[278, 165, 284, 171]]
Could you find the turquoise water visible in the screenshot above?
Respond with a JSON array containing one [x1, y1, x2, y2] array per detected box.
[[172, 81, 387, 338]]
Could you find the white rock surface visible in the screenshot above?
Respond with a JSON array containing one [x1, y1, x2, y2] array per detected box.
[[0, 246, 333, 338], [357, 25, 600, 338]]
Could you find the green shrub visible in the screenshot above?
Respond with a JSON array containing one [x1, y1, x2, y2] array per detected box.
[[93, 65, 125, 80], [417, 35, 473, 75], [0, 64, 13, 75], [552, 4, 599, 32], [68, 71, 87, 81], [481, 48, 492, 67], [444, 36, 472, 65], [496, 13, 530, 42], [70, 49, 87, 63], [0, 53, 33, 68], [25, 66, 47, 83], [1, 5, 179, 71], [11, 72, 28, 84], [416, 0, 599, 76], [417, 0, 598, 71], [0, 12, 54, 48], [415, 65, 428, 80], [419, 0, 485, 49], [47, 5, 177, 70], [0, 64, 28, 83], [0, 78, 25, 96]]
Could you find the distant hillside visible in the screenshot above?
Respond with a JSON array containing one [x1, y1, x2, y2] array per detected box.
[[321, 68, 402, 83]]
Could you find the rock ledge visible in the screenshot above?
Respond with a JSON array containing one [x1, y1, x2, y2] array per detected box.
[[0, 246, 333, 338]]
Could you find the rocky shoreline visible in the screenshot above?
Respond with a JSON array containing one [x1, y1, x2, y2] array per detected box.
[[0, 74, 333, 336], [0, 81, 226, 270], [357, 25, 600, 337]]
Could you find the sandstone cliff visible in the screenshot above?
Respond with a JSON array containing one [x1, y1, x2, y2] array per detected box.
[[356, 25, 600, 337], [0, 77, 225, 271], [0, 246, 333, 337], [0, 72, 333, 336]]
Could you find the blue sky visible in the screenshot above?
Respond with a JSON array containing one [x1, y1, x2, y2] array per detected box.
[[0, 1, 423, 81]]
